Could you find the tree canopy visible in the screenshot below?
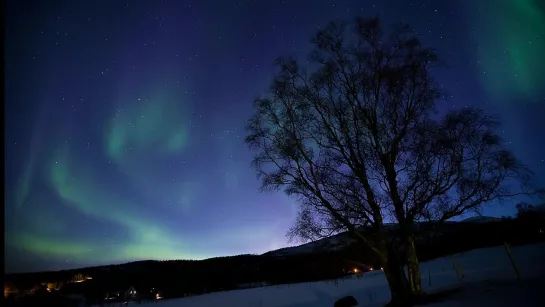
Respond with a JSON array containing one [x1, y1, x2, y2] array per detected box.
[[245, 17, 536, 243]]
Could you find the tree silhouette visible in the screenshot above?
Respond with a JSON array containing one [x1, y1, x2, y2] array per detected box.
[[245, 17, 537, 305]]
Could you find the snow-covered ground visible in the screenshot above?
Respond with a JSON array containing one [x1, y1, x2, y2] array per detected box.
[[128, 243, 545, 307]]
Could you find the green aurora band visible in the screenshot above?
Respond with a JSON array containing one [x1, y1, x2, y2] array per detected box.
[[7, 81, 210, 264], [470, 0, 545, 101], [7, 76, 283, 267], [104, 84, 200, 213], [9, 145, 202, 263], [106, 99, 189, 161]]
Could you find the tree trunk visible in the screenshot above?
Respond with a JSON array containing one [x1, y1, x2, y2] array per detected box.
[[377, 239, 412, 306], [404, 235, 424, 296], [382, 254, 411, 306]]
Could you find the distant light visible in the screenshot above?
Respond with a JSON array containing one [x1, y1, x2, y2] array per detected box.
[[369, 268, 374, 271]]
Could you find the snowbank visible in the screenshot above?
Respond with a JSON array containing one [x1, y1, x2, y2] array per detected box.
[[116, 243, 545, 307]]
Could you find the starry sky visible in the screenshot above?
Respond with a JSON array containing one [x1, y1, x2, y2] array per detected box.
[[5, 0, 545, 273]]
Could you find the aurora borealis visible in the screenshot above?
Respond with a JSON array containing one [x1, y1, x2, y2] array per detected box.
[[5, 0, 545, 273], [468, 0, 545, 101]]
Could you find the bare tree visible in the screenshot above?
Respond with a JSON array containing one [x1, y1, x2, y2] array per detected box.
[[245, 17, 537, 305], [389, 106, 538, 294]]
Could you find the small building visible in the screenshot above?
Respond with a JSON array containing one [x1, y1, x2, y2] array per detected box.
[[124, 286, 137, 300]]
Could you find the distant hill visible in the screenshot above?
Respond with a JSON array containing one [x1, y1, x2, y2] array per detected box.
[[262, 218, 502, 257], [262, 232, 357, 257], [460, 216, 502, 224]]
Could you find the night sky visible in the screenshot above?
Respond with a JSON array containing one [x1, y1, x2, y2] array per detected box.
[[5, 0, 545, 274]]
